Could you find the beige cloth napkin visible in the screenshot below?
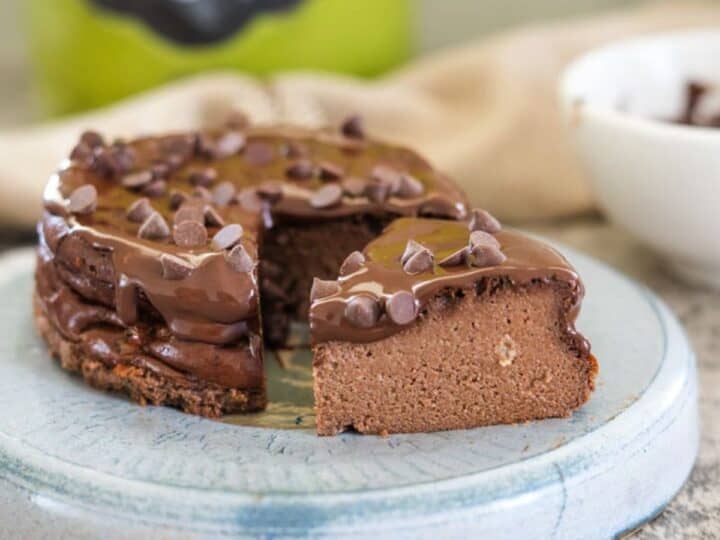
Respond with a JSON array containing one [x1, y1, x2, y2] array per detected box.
[[2, 1, 719, 228]]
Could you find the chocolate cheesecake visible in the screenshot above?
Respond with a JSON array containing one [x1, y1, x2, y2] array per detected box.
[[310, 215, 597, 435], [35, 118, 468, 417]]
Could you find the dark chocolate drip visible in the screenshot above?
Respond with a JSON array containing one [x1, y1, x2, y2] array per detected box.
[[116, 274, 139, 325], [309, 218, 589, 356], [42, 215, 262, 345], [35, 251, 263, 389]]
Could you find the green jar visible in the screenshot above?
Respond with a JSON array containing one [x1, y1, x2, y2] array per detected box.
[[26, 0, 411, 116]]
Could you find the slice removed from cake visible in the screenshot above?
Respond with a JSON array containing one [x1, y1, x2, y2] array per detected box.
[[309, 214, 598, 435]]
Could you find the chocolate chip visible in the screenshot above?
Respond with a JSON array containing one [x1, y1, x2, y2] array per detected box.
[[403, 247, 434, 275], [165, 153, 185, 172], [160, 254, 193, 280], [211, 223, 244, 250], [173, 203, 204, 225], [226, 244, 254, 272], [470, 244, 507, 268], [341, 177, 367, 197], [195, 133, 216, 159], [257, 181, 283, 203], [150, 161, 171, 179], [245, 141, 274, 166], [160, 134, 196, 158], [468, 208, 502, 234], [310, 278, 340, 302], [339, 251, 365, 276], [386, 290, 417, 325], [469, 230, 500, 249], [395, 174, 424, 198], [192, 186, 212, 201], [70, 142, 93, 163], [214, 131, 246, 159], [438, 247, 468, 267], [108, 143, 136, 175], [169, 190, 188, 210], [142, 179, 167, 198], [212, 181, 236, 206], [344, 295, 381, 328], [371, 165, 402, 192], [92, 145, 134, 178], [283, 141, 308, 159], [121, 170, 152, 190], [89, 147, 115, 176], [419, 195, 462, 218], [400, 239, 424, 265], [286, 159, 315, 180], [188, 167, 217, 187], [67, 184, 98, 214], [173, 220, 207, 247], [318, 161, 344, 181], [204, 206, 225, 227], [80, 130, 104, 148], [138, 211, 170, 240], [309, 184, 343, 209], [341, 115, 365, 139], [126, 197, 154, 223], [365, 181, 390, 203], [236, 188, 264, 212]]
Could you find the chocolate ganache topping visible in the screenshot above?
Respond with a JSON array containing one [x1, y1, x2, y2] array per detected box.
[[38, 119, 468, 355], [309, 216, 588, 351]]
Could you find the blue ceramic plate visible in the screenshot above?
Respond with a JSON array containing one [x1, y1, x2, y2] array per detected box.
[[0, 246, 698, 539]]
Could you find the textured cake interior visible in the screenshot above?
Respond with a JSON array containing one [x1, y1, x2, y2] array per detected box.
[[313, 279, 597, 435], [260, 214, 392, 345]]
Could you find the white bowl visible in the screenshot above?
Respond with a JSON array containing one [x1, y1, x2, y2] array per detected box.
[[560, 30, 720, 288]]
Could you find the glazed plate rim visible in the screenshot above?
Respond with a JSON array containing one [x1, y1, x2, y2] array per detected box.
[[0, 240, 700, 538], [0, 242, 694, 505]]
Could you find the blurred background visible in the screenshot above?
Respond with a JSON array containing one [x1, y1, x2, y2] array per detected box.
[[1, 0, 641, 124]]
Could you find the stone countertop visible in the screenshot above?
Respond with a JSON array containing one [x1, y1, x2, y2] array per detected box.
[[2, 218, 717, 537], [528, 218, 719, 539]]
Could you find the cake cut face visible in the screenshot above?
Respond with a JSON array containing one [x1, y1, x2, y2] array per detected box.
[[310, 217, 597, 435], [34, 120, 467, 417]]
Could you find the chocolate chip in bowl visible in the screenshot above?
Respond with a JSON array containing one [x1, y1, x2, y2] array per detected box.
[[561, 30, 720, 288], [676, 80, 720, 127]]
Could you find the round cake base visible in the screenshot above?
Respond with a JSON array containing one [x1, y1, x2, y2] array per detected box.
[[0, 246, 698, 539]]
